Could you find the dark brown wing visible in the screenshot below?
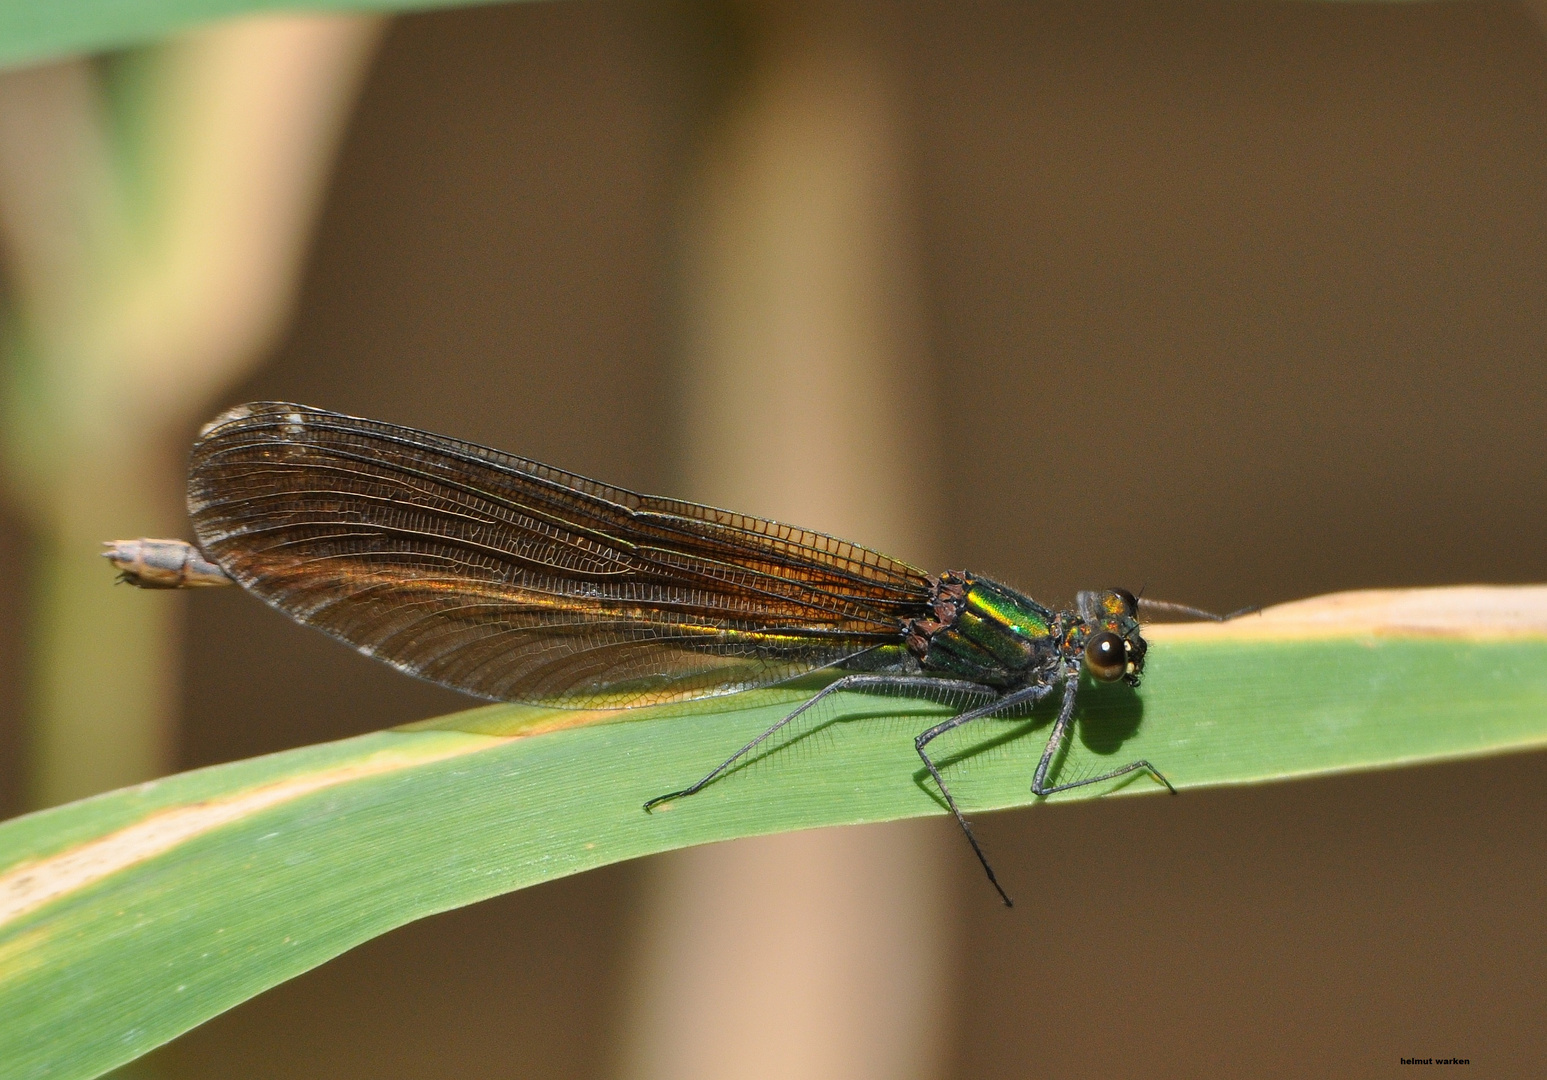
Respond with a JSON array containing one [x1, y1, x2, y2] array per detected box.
[[187, 402, 932, 708]]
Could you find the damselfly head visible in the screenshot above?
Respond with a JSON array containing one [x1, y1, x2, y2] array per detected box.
[[1074, 588, 1147, 687]]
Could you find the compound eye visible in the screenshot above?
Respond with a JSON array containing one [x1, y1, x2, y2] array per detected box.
[[1084, 631, 1127, 682], [1111, 588, 1138, 617]]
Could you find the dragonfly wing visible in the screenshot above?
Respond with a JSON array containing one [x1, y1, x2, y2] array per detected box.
[[187, 402, 933, 708]]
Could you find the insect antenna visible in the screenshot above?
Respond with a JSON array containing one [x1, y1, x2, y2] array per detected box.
[[1137, 597, 1259, 622]]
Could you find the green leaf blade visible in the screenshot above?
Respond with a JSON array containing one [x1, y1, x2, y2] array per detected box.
[[1, 586, 1544, 1080]]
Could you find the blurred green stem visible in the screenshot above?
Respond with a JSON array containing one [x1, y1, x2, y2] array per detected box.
[[29, 446, 184, 804], [0, 15, 385, 806]]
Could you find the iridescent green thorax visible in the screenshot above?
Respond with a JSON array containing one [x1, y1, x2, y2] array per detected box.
[[905, 572, 1061, 688]]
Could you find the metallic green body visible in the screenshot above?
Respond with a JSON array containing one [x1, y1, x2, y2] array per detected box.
[[917, 575, 1060, 688]]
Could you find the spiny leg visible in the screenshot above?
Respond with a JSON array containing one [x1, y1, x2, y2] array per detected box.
[[1031, 671, 1176, 798], [643, 673, 995, 812], [914, 681, 1057, 907]]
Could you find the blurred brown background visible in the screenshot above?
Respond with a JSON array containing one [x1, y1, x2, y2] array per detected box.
[[4, 0, 1546, 1075]]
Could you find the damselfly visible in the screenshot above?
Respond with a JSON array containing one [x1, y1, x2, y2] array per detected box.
[[108, 402, 1243, 905]]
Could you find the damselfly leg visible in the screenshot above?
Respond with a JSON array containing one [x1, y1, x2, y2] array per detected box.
[[1029, 670, 1176, 798], [912, 680, 1057, 906], [643, 674, 998, 812], [650, 674, 1065, 908]]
